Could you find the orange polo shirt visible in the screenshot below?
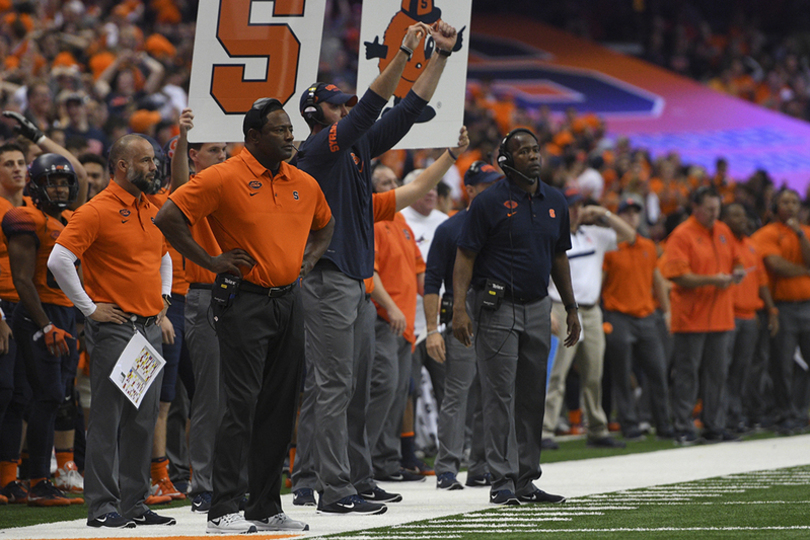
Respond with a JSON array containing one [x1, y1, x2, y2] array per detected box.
[[659, 216, 739, 333], [602, 236, 658, 318], [146, 188, 189, 296], [0, 196, 33, 303], [57, 181, 168, 317], [2, 205, 72, 307], [731, 235, 767, 319], [751, 221, 810, 302], [373, 212, 425, 344], [362, 190, 399, 295], [169, 150, 332, 288]]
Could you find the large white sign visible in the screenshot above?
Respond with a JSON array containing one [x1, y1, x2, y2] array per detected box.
[[356, 0, 471, 149], [187, 0, 326, 143]]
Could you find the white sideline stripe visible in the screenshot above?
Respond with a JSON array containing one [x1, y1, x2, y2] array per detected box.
[[339, 526, 810, 536], [3, 434, 810, 539]]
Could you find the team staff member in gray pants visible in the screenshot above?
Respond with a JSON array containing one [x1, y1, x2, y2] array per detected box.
[[292, 20, 458, 515], [48, 135, 174, 528], [452, 128, 579, 506], [425, 162, 501, 491], [156, 98, 334, 534]]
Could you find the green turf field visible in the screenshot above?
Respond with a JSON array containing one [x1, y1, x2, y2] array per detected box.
[[323, 465, 810, 539]]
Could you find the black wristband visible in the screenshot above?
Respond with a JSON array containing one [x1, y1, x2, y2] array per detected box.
[[400, 45, 413, 61], [447, 148, 458, 161], [437, 48, 452, 57], [565, 303, 579, 311]]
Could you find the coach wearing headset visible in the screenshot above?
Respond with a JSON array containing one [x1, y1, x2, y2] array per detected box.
[[452, 128, 579, 507]]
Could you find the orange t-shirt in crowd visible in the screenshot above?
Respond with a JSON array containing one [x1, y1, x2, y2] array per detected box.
[[146, 188, 189, 296], [751, 221, 810, 302], [731, 235, 767, 319], [602, 236, 659, 318], [373, 212, 425, 344], [658, 216, 739, 333], [57, 181, 168, 317], [2, 205, 73, 307], [170, 150, 332, 288], [363, 190, 399, 295], [0, 196, 35, 303]]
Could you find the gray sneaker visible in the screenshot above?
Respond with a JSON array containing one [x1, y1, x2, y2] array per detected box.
[[250, 513, 309, 531], [206, 513, 257, 534]]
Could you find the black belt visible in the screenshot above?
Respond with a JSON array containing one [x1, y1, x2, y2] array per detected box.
[[239, 281, 295, 298], [503, 292, 545, 305], [129, 314, 158, 327], [579, 303, 597, 309], [188, 283, 213, 290]]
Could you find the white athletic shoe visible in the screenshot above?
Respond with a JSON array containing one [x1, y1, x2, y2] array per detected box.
[[206, 513, 258, 534], [250, 513, 309, 531], [53, 461, 83, 493]]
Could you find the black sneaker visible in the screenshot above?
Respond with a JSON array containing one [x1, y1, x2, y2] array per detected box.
[[540, 438, 559, 450], [132, 509, 177, 526], [437, 472, 463, 490], [622, 428, 646, 442], [465, 472, 492, 487], [702, 430, 742, 443], [191, 492, 212, 513], [375, 468, 426, 482], [1, 480, 29, 503], [586, 436, 626, 449], [358, 486, 402, 503], [292, 488, 316, 507], [317, 494, 387, 515], [489, 489, 520, 506], [518, 488, 565, 504], [87, 512, 136, 528]]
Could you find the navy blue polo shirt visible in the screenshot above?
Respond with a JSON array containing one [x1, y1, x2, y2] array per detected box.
[[295, 89, 428, 280], [425, 209, 468, 297], [458, 179, 570, 300]]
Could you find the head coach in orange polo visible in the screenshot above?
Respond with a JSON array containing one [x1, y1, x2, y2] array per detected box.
[[155, 97, 334, 534], [47, 134, 176, 528]]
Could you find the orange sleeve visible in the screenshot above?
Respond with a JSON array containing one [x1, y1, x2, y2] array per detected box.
[[407, 222, 426, 274], [659, 232, 692, 279], [751, 226, 781, 258], [55, 204, 100, 258], [372, 190, 397, 223], [169, 168, 223, 226]]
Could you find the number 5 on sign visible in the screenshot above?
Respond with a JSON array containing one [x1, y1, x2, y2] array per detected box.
[[188, 0, 326, 143]]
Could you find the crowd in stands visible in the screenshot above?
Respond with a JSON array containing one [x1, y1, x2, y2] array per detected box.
[[0, 0, 808, 523]]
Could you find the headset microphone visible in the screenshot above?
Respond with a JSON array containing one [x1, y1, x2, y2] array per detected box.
[[501, 164, 537, 185]]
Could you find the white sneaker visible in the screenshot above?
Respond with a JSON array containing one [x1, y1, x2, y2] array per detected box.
[[206, 513, 257, 534], [250, 513, 309, 531], [54, 461, 83, 493]]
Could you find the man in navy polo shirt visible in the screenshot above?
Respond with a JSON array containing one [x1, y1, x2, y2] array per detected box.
[[292, 20, 459, 515], [452, 129, 579, 506]]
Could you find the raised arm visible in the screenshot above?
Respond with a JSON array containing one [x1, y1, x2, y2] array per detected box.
[[394, 126, 468, 211], [169, 109, 193, 192]]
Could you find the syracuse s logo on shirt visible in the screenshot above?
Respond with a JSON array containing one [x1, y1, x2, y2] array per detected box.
[[503, 200, 518, 217]]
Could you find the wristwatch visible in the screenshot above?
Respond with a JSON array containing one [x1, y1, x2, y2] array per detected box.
[[565, 303, 579, 312], [162, 294, 172, 306]]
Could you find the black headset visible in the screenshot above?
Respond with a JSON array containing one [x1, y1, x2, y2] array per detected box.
[[301, 82, 326, 125], [497, 128, 538, 170]]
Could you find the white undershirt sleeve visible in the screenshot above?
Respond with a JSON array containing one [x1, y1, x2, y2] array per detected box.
[[160, 252, 173, 297], [47, 244, 97, 317]]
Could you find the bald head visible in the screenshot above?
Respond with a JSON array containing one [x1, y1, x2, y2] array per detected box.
[[109, 134, 157, 194]]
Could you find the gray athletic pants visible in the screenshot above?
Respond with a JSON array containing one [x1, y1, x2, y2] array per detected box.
[[434, 325, 487, 477], [771, 301, 810, 423], [475, 293, 551, 496], [292, 273, 377, 496], [184, 287, 225, 496], [604, 310, 672, 435], [670, 331, 733, 434], [725, 317, 759, 429], [369, 317, 412, 477], [84, 319, 162, 521], [299, 263, 376, 505]]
